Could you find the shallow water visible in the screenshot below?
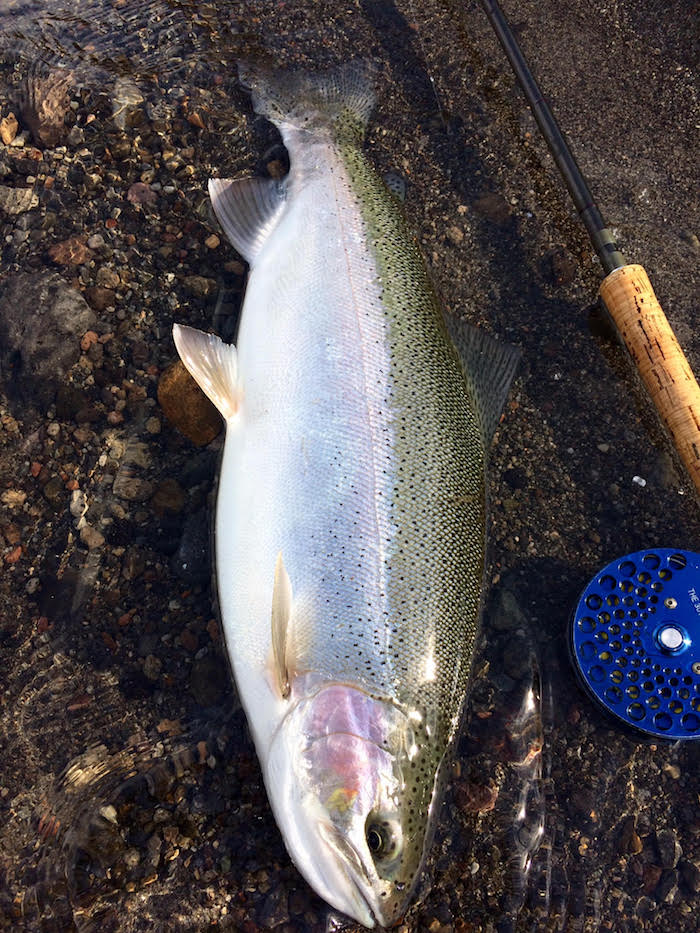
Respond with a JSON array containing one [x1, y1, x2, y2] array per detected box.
[[0, 1, 698, 931]]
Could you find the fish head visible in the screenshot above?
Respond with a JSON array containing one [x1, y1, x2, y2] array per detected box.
[[264, 682, 439, 928]]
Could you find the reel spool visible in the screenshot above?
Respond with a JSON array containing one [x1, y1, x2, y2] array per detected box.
[[571, 549, 700, 740]]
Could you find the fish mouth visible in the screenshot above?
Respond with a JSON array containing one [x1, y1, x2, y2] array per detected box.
[[317, 820, 378, 928]]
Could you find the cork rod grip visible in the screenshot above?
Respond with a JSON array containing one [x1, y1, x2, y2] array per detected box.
[[599, 264, 700, 495]]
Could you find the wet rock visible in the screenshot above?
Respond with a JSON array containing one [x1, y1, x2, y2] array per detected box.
[[620, 814, 644, 855], [257, 885, 290, 928], [158, 360, 222, 446], [634, 894, 657, 920], [95, 266, 120, 289], [473, 192, 511, 225], [489, 586, 529, 633], [18, 66, 73, 147], [42, 475, 66, 509], [454, 780, 498, 814], [85, 285, 116, 311], [190, 654, 229, 707], [0, 185, 39, 215], [80, 524, 105, 549], [446, 225, 464, 245], [112, 439, 154, 501], [502, 636, 533, 680], [646, 451, 679, 490], [503, 466, 527, 490], [112, 77, 146, 131], [1, 490, 26, 509], [180, 628, 199, 653], [0, 272, 96, 411], [48, 235, 94, 266], [656, 869, 678, 903], [171, 509, 210, 584], [0, 112, 18, 145], [55, 384, 89, 420], [679, 859, 700, 893], [127, 182, 157, 206], [143, 654, 162, 682], [544, 247, 577, 286], [66, 125, 84, 148], [569, 786, 597, 821], [183, 275, 217, 299], [641, 862, 662, 894], [679, 229, 700, 257], [80, 331, 98, 353], [109, 137, 132, 161], [655, 828, 682, 868], [86, 233, 105, 250], [122, 546, 146, 581], [151, 478, 185, 516], [69, 488, 87, 522]]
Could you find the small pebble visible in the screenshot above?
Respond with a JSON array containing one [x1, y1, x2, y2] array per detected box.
[[620, 815, 643, 855], [96, 266, 120, 289], [0, 489, 26, 508], [656, 828, 682, 869], [69, 488, 86, 521], [679, 859, 700, 893], [80, 330, 99, 351], [143, 654, 162, 681], [0, 112, 18, 144], [80, 523, 105, 549]]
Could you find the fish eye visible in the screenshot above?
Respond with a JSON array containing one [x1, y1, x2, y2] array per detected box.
[[365, 815, 402, 863]]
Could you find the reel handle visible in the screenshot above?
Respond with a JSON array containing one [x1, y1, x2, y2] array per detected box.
[[599, 264, 700, 496]]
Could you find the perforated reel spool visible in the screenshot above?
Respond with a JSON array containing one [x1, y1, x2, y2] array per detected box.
[[571, 549, 700, 740]]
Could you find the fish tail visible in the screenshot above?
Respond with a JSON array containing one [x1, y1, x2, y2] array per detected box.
[[239, 60, 376, 137]]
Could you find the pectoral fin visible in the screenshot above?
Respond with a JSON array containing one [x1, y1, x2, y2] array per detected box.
[[209, 176, 286, 264], [271, 552, 293, 699]]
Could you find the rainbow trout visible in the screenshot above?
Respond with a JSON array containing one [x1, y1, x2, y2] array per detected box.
[[173, 62, 518, 928]]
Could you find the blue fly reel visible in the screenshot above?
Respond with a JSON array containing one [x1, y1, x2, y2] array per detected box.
[[571, 549, 700, 740]]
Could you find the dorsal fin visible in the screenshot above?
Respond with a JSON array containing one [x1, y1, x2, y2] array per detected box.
[[444, 316, 521, 443], [271, 552, 293, 699], [209, 176, 286, 265]]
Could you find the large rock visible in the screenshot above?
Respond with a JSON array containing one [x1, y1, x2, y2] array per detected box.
[[157, 360, 222, 446], [0, 272, 96, 411], [17, 66, 73, 148], [0, 185, 39, 215]]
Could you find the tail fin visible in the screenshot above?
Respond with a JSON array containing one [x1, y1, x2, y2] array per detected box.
[[239, 60, 376, 138]]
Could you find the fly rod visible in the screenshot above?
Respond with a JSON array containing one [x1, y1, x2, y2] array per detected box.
[[479, 0, 700, 496]]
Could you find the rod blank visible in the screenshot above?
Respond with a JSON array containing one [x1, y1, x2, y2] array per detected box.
[[479, 0, 700, 494]]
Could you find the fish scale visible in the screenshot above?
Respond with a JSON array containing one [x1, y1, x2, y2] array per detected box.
[[173, 61, 518, 928]]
